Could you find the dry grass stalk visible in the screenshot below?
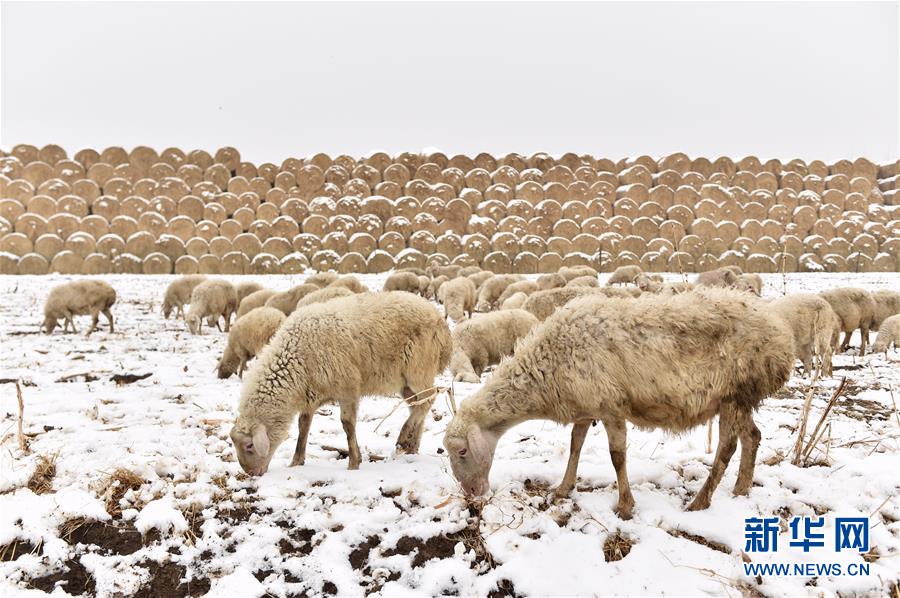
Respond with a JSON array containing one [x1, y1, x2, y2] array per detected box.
[[800, 377, 847, 464], [16, 380, 28, 454], [792, 372, 821, 465], [373, 385, 443, 433], [26, 453, 58, 495], [97, 467, 145, 516]]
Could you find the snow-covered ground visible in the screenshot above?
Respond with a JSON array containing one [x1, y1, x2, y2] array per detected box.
[[1, 272, 898, 598]]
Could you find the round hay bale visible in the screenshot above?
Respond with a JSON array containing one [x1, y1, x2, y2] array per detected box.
[[377, 231, 405, 256], [280, 198, 309, 223], [347, 232, 376, 257], [672, 185, 699, 207], [611, 251, 641, 270], [677, 234, 705, 260], [779, 171, 804, 192], [119, 196, 148, 220], [261, 237, 292, 259], [150, 162, 177, 180], [476, 199, 506, 221], [325, 165, 350, 187], [56, 194, 87, 218], [36, 178, 72, 200], [228, 206, 252, 231], [638, 251, 665, 273], [616, 183, 649, 205], [141, 252, 172, 274], [844, 192, 868, 213], [147, 195, 175, 219], [232, 232, 262, 258], [64, 232, 96, 258], [619, 235, 647, 256], [0, 199, 26, 223], [716, 221, 740, 246], [441, 167, 465, 192], [547, 236, 573, 255], [490, 231, 519, 256], [336, 252, 366, 274], [185, 237, 210, 258], [175, 195, 204, 221], [694, 253, 719, 272], [96, 233, 125, 258], [631, 217, 658, 242], [178, 165, 203, 188], [300, 215, 327, 238], [467, 216, 496, 238], [79, 252, 110, 274], [73, 148, 101, 170], [659, 219, 686, 244], [572, 233, 600, 255], [50, 250, 83, 274], [218, 219, 242, 240], [414, 163, 441, 185], [636, 200, 664, 220], [393, 196, 420, 221], [510, 252, 538, 274], [383, 163, 411, 186], [15, 213, 48, 241], [136, 211, 165, 238], [385, 216, 413, 240], [0, 232, 32, 256], [607, 215, 632, 237], [6, 179, 35, 203], [174, 255, 200, 274], [124, 230, 156, 258], [291, 233, 321, 258], [395, 248, 427, 270], [248, 219, 272, 241], [23, 162, 53, 187], [156, 234, 186, 262], [24, 195, 56, 220], [482, 251, 512, 273], [535, 199, 562, 222], [597, 232, 622, 255], [98, 147, 128, 166], [520, 234, 546, 255], [218, 251, 247, 274], [209, 236, 233, 258], [357, 214, 383, 237], [552, 219, 580, 240], [647, 238, 675, 255], [826, 238, 851, 258], [516, 181, 544, 204], [17, 253, 48, 274], [498, 215, 528, 236], [92, 196, 120, 221], [835, 219, 863, 240], [493, 165, 520, 189], [846, 252, 873, 273], [103, 177, 133, 199], [740, 219, 764, 241], [421, 197, 446, 221], [360, 195, 393, 221], [872, 252, 895, 272], [196, 253, 221, 274], [409, 230, 436, 254], [425, 253, 451, 269], [374, 181, 402, 199], [435, 232, 463, 258], [463, 233, 490, 263], [852, 234, 878, 259], [365, 250, 395, 273], [166, 215, 196, 243], [464, 168, 492, 192], [48, 213, 80, 239], [200, 202, 226, 226], [247, 253, 281, 274], [87, 163, 114, 187], [820, 189, 845, 210], [561, 200, 588, 224], [238, 191, 261, 212], [744, 253, 774, 273], [449, 253, 477, 268], [80, 214, 110, 239], [34, 233, 64, 260], [412, 213, 440, 236], [276, 252, 307, 274], [444, 198, 472, 227], [667, 251, 695, 273], [335, 196, 362, 219], [537, 252, 564, 273], [754, 236, 779, 257], [204, 163, 230, 191]]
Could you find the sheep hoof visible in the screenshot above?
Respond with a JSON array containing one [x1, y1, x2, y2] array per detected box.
[[348, 461, 360, 471], [614, 505, 634, 520], [685, 496, 710, 511], [289, 456, 305, 467], [550, 484, 574, 501]]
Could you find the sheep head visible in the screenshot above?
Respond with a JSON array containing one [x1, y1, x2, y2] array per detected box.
[[42, 316, 57, 334], [230, 422, 273, 476], [443, 423, 498, 497], [186, 314, 201, 335], [162, 301, 172, 319]]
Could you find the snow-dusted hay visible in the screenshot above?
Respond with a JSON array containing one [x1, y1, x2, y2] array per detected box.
[[218, 307, 286, 378], [694, 267, 739, 288], [235, 281, 264, 309], [295, 285, 354, 309], [605, 265, 642, 286], [265, 284, 319, 315], [500, 292, 528, 310], [383, 271, 421, 294], [305, 271, 339, 287], [770, 294, 840, 377], [872, 314, 900, 354], [522, 286, 636, 321], [733, 274, 763, 297], [497, 280, 539, 305], [237, 289, 277, 318], [443, 288, 793, 517], [475, 274, 525, 311], [536, 273, 566, 290], [230, 291, 452, 475], [42, 279, 117, 336], [438, 276, 477, 322], [162, 274, 207, 319], [819, 287, 876, 356], [449, 309, 539, 382], [186, 279, 238, 334], [329, 275, 368, 294]]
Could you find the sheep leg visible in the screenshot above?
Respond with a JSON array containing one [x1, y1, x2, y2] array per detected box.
[[67, 316, 78, 333], [732, 412, 761, 496], [552, 421, 591, 500], [223, 311, 231, 332], [86, 312, 99, 336], [395, 385, 435, 454], [859, 325, 869, 357], [686, 408, 739, 511], [289, 413, 313, 467], [103, 308, 114, 333], [603, 417, 635, 519], [840, 330, 852, 351], [339, 400, 362, 470]]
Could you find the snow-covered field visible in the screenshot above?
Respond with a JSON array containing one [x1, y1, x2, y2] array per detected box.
[[1, 272, 898, 598]]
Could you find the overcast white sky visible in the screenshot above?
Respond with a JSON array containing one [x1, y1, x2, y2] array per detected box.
[[2, 2, 898, 164]]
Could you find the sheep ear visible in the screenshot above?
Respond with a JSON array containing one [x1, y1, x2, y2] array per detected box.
[[251, 424, 270, 456]]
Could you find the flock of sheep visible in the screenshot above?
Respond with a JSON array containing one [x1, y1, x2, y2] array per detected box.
[[40, 266, 899, 516]]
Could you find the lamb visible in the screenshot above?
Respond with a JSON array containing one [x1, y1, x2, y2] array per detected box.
[[694, 267, 740, 288], [295, 285, 354, 309], [872, 314, 900, 355], [437, 276, 477, 321], [186, 279, 238, 334], [566, 275, 599, 288], [536, 273, 566, 290], [769, 294, 840, 377], [383, 271, 422, 294], [329, 275, 368, 294], [449, 309, 539, 383], [522, 286, 635, 321], [605, 265, 642, 286], [42, 279, 116, 335], [443, 288, 793, 517], [229, 292, 452, 475], [305, 271, 339, 287], [871, 290, 900, 334], [500, 292, 528, 310], [819, 287, 876, 356], [427, 264, 462, 279], [496, 280, 539, 305], [265, 284, 319, 315], [426, 275, 449, 300], [162, 275, 207, 319], [558, 265, 597, 282], [235, 281, 264, 308], [466, 271, 494, 290], [217, 307, 286, 379], [475, 274, 525, 311], [733, 274, 763, 297], [237, 289, 278, 318]]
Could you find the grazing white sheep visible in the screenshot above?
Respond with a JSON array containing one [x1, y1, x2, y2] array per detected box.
[[229, 292, 452, 475], [449, 309, 539, 382], [475, 274, 525, 311], [265, 284, 319, 315], [500, 292, 529, 310], [329, 275, 368, 294], [443, 289, 793, 517], [426, 275, 449, 300], [162, 275, 207, 319], [305, 271, 339, 287], [770, 294, 840, 377], [566, 275, 599, 288], [383, 271, 422, 294], [235, 281, 264, 309], [466, 271, 494, 291], [605, 265, 642, 286], [871, 290, 900, 337], [523, 286, 636, 321], [558, 265, 597, 283], [295, 286, 354, 309], [237, 289, 277, 318], [43, 280, 117, 335], [458, 266, 483, 277], [186, 279, 238, 335], [733, 274, 763, 296], [820, 287, 876, 356], [536, 273, 566, 290], [694, 267, 740, 288], [427, 264, 462, 279], [217, 307, 286, 379], [496, 280, 539, 305], [438, 276, 477, 321], [872, 314, 900, 355]]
